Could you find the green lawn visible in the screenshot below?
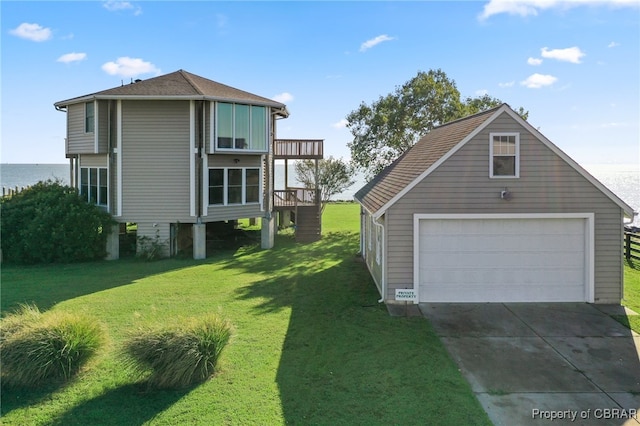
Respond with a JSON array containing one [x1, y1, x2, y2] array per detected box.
[[621, 258, 640, 333], [1, 203, 490, 425]]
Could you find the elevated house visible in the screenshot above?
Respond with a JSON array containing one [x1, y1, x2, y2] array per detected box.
[[355, 104, 635, 305], [54, 70, 322, 259]]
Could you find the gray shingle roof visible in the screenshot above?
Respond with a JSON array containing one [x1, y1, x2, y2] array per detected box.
[[54, 70, 286, 110], [354, 106, 501, 214]]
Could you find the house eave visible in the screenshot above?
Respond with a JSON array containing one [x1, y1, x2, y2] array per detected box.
[[54, 95, 287, 112], [366, 106, 506, 219], [500, 107, 636, 219]]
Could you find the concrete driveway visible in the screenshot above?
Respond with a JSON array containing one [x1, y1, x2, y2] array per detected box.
[[419, 303, 640, 425]]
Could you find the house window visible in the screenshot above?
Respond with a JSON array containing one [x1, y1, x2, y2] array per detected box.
[[216, 103, 267, 151], [85, 102, 95, 133], [490, 133, 519, 178], [80, 167, 107, 206], [208, 168, 261, 206]]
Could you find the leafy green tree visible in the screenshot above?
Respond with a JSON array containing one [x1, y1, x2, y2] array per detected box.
[[346, 69, 528, 179], [294, 156, 356, 213], [1, 180, 115, 264]]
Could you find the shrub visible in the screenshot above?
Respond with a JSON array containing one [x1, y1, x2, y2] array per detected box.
[[1, 305, 106, 387], [1, 180, 116, 264], [136, 229, 169, 261], [123, 314, 232, 389], [0, 303, 42, 344]]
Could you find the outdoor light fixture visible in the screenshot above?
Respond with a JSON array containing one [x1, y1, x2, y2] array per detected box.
[[500, 188, 512, 201], [234, 158, 240, 163]]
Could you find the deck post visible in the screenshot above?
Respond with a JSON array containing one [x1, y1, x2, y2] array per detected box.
[[105, 224, 120, 260], [261, 213, 276, 249], [193, 223, 206, 259], [279, 210, 292, 228]]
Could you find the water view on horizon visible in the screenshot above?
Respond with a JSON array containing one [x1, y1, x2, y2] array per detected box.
[[2, 163, 638, 226]]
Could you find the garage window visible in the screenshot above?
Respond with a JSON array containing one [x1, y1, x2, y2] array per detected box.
[[490, 133, 519, 178]]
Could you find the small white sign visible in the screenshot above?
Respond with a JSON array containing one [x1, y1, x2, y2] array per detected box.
[[395, 289, 417, 301]]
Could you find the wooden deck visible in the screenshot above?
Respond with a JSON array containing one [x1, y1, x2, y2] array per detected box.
[[273, 188, 318, 209]]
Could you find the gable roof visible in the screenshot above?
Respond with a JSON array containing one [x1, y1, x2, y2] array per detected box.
[[355, 104, 635, 220], [54, 70, 288, 116]]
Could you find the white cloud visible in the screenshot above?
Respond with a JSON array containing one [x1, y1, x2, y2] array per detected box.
[[521, 73, 558, 89], [527, 57, 543, 66], [57, 52, 87, 63], [103, 1, 142, 15], [541, 46, 585, 64], [101, 57, 160, 77], [608, 41, 620, 48], [475, 89, 489, 96], [479, 0, 639, 21], [332, 119, 348, 129], [360, 34, 395, 52], [9, 23, 52, 42], [272, 92, 293, 103], [498, 81, 515, 88]]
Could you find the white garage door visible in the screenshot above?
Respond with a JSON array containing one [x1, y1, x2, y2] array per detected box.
[[417, 216, 590, 303]]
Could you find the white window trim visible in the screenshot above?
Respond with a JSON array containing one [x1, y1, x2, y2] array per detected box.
[[208, 167, 262, 207], [116, 100, 122, 216], [489, 132, 520, 178], [85, 101, 95, 134], [214, 102, 268, 153], [79, 165, 108, 207], [367, 215, 372, 251], [375, 223, 381, 265]]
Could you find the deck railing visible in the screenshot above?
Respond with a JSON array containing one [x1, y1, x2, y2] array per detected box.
[[274, 139, 323, 159], [274, 188, 317, 208]]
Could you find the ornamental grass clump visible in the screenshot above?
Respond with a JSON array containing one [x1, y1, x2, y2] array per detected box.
[[1, 304, 105, 387], [122, 314, 232, 389]]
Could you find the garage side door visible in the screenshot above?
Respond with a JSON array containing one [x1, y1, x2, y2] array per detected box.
[[417, 217, 588, 303]]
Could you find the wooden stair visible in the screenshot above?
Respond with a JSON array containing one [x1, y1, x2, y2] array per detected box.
[[294, 205, 321, 242]]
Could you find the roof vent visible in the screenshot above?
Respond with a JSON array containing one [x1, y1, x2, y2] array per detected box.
[[134, 79, 142, 83]]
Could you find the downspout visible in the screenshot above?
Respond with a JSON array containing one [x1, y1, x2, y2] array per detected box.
[[623, 212, 638, 226], [197, 101, 205, 220], [373, 216, 385, 304]]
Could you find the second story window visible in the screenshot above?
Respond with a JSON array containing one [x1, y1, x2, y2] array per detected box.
[[85, 102, 95, 133], [216, 103, 267, 152], [490, 133, 519, 178]]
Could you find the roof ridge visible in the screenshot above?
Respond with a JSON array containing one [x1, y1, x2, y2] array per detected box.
[[178, 70, 205, 95], [432, 103, 505, 131]]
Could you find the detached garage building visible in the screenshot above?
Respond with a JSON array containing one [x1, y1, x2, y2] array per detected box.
[[355, 104, 635, 305]]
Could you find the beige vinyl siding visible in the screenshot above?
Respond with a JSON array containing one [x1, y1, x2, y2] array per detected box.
[[205, 154, 264, 220], [362, 211, 383, 293], [205, 101, 213, 154], [97, 100, 109, 153], [386, 112, 624, 303], [208, 155, 262, 168], [79, 154, 108, 168], [120, 100, 192, 223], [66, 103, 95, 154]]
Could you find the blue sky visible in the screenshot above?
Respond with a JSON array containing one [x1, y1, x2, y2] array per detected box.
[[2, 0, 639, 168]]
